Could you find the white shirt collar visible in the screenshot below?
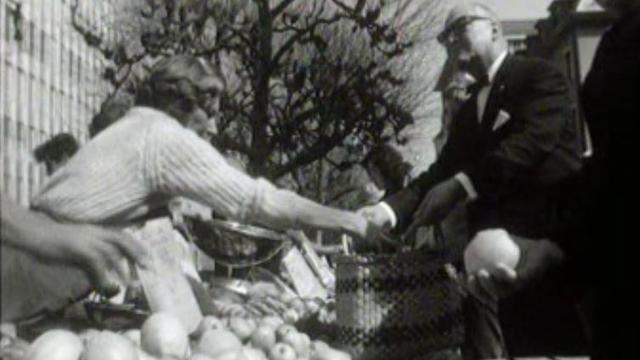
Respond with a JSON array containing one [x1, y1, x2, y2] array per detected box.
[[487, 50, 509, 83]]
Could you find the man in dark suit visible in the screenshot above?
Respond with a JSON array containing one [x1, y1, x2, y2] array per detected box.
[[574, 0, 640, 358], [360, 2, 586, 358]]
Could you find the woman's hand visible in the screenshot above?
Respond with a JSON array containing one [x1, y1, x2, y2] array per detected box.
[[44, 224, 151, 294]]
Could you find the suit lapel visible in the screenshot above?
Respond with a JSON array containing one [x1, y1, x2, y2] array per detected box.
[[481, 55, 515, 130]]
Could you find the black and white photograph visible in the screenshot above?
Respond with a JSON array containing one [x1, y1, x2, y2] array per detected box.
[[1, 0, 637, 359]]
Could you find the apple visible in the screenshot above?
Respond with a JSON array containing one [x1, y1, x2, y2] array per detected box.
[[288, 298, 306, 317], [279, 291, 296, 304], [78, 328, 101, 344], [122, 329, 141, 346], [228, 317, 255, 341], [281, 331, 310, 358], [194, 316, 226, 339], [310, 341, 351, 360], [141, 312, 190, 359], [260, 316, 284, 329], [282, 309, 299, 324], [239, 347, 268, 360], [195, 329, 242, 358], [268, 343, 296, 360], [275, 324, 297, 341], [250, 326, 277, 352], [304, 299, 321, 315], [189, 353, 214, 360]]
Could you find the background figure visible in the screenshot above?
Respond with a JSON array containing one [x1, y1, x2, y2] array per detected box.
[[33, 133, 79, 175], [360, 2, 586, 357], [89, 95, 133, 138], [572, 0, 640, 358], [362, 143, 412, 200], [15, 55, 372, 320], [434, 55, 477, 154]]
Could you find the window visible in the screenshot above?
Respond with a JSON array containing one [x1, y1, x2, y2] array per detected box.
[[69, 49, 74, 77], [28, 20, 35, 58], [4, 4, 12, 42], [40, 29, 47, 63]]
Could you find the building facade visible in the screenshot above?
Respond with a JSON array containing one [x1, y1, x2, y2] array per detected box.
[[1, 0, 115, 205], [502, 19, 537, 55]]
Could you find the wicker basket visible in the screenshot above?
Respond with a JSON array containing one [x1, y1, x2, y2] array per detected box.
[[335, 250, 464, 360]]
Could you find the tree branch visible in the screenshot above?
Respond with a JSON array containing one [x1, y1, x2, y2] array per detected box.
[[271, 0, 296, 18]]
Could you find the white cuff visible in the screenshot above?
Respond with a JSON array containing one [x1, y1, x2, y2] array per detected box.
[[378, 202, 398, 229], [454, 172, 478, 200]]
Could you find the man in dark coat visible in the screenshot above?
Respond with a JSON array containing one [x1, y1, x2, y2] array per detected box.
[[575, 0, 640, 358], [359, 2, 587, 358]]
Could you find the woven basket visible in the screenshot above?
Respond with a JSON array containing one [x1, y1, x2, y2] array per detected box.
[[335, 250, 464, 360]]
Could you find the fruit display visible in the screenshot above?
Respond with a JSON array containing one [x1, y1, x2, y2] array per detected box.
[[208, 279, 325, 327], [1, 311, 351, 360]]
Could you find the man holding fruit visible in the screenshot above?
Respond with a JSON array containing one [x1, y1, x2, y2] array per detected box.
[[360, 2, 587, 358]]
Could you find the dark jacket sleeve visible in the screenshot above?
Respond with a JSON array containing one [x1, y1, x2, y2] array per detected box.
[[465, 61, 573, 201], [384, 123, 465, 229]]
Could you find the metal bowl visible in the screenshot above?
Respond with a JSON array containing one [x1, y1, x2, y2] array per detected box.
[[190, 218, 290, 268]]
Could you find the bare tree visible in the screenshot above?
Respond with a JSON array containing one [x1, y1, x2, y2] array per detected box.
[[71, 0, 445, 187]]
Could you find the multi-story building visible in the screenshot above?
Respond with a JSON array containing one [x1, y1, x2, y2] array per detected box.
[[1, 0, 115, 205]]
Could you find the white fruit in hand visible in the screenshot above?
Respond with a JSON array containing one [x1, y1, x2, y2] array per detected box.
[[26, 329, 83, 360], [141, 312, 190, 359], [464, 229, 521, 274], [82, 331, 138, 360], [268, 343, 296, 360]]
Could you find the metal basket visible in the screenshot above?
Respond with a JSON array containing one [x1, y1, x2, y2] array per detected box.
[[334, 249, 464, 360], [190, 218, 290, 269]]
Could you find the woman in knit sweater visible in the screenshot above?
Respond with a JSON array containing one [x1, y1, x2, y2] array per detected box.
[[32, 55, 372, 238], [2, 55, 374, 320]]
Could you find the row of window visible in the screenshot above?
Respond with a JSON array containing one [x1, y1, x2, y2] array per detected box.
[[1, 0, 114, 204]]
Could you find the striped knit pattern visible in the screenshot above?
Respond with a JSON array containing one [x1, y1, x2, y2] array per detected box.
[[31, 107, 293, 228]]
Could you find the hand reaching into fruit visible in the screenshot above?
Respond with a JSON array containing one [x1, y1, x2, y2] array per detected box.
[[1, 198, 151, 296]]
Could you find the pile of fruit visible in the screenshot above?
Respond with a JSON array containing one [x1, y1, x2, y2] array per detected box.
[[211, 280, 325, 325], [1, 311, 350, 360]]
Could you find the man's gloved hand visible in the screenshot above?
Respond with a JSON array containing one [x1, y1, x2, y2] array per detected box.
[[466, 235, 566, 304], [405, 177, 467, 237]]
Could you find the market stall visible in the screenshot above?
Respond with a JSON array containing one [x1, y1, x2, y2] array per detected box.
[[0, 212, 465, 360]]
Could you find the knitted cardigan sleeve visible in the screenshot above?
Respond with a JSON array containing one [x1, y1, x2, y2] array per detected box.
[[143, 120, 301, 229]]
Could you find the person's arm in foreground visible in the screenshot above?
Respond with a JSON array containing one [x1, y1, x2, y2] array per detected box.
[[1, 197, 150, 292]]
